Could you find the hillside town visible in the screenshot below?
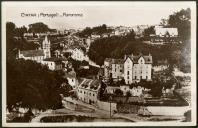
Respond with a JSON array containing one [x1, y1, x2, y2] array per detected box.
[[6, 7, 192, 123]]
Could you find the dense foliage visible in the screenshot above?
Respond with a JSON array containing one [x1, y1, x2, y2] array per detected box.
[[143, 26, 155, 40], [168, 8, 191, 40], [77, 24, 113, 38], [7, 59, 67, 111], [28, 22, 55, 33], [88, 8, 191, 73], [6, 22, 70, 112]]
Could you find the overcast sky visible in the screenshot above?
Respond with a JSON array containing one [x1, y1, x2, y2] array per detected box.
[[3, 1, 193, 30]]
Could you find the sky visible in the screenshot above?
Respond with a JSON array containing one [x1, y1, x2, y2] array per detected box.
[[2, 1, 194, 30]]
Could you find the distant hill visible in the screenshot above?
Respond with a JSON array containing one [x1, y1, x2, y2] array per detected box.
[[77, 24, 113, 38]]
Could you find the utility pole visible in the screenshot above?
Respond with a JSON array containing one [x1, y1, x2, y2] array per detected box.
[[109, 95, 112, 118]]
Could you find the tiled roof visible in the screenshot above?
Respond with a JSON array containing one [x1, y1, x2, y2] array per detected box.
[[20, 50, 44, 57], [64, 70, 76, 78], [125, 54, 152, 64], [79, 79, 100, 91], [43, 57, 67, 62], [105, 54, 152, 64], [104, 58, 124, 64]]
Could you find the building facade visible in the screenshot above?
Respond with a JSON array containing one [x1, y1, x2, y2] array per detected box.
[[77, 78, 100, 105], [41, 57, 67, 71], [64, 68, 78, 89], [150, 26, 179, 43], [104, 53, 152, 84]]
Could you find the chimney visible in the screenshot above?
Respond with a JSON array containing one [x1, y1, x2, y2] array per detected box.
[[124, 55, 127, 60], [149, 52, 151, 56]]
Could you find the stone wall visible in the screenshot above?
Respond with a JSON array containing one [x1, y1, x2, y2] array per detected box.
[[117, 104, 140, 114]]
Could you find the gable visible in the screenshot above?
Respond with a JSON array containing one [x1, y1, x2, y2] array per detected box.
[[124, 57, 133, 65], [138, 56, 145, 64]]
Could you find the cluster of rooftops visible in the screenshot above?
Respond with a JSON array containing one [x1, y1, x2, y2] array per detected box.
[[105, 53, 153, 64]]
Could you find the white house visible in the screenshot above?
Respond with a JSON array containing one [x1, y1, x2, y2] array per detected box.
[[64, 68, 78, 89], [71, 47, 88, 61], [124, 53, 152, 84], [77, 78, 101, 105], [41, 57, 67, 71], [150, 26, 179, 43], [104, 53, 152, 84]]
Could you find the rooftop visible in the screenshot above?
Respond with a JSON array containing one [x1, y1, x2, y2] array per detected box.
[[105, 53, 152, 64], [43, 57, 67, 62], [78, 78, 100, 91], [20, 49, 44, 57]]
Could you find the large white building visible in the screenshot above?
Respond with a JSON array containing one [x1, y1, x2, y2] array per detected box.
[[104, 53, 152, 84], [150, 26, 179, 43], [18, 36, 51, 62]]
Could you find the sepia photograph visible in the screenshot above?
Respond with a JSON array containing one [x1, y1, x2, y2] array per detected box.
[[1, 1, 197, 127]]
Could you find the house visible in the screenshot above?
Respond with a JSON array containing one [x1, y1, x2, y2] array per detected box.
[[18, 36, 51, 62], [77, 78, 101, 105], [71, 47, 88, 61], [150, 26, 179, 43], [41, 57, 67, 71], [105, 86, 120, 94], [64, 68, 78, 89], [124, 53, 152, 84], [104, 53, 152, 84], [104, 58, 124, 81], [105, 84, 147, 97]]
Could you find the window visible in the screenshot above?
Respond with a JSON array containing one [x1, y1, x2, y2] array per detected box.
[[84, 91, 86, 94], [93, 94, 95, 96], [140, 76, 142, 80], [120, 69, 122, 72], [127, 71, 129, 75], [90, 93, 91, 96], [127, 76, 129, 79], [135, 76, 137, 79], [146, 76, 148, 79]]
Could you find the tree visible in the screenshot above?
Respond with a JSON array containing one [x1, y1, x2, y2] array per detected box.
[[120, 78, 126, 85], [98, 81, 107, 100], [126, 91, 131, 97], [15, 26, 27, 37], [6, 22, 16, 35], [114, 89, 123, 96], [143, 26, 155, 39], [7, 59, 68, 112], [167, 8, 191, 40], [28, 22, 51, 33]]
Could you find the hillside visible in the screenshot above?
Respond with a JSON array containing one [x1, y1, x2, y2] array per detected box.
[[88, 36, 190, 73]]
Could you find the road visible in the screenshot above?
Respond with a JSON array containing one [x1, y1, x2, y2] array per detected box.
[[31, 97, 185, 123]]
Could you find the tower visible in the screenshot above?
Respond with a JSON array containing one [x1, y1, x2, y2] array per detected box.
[[42, 36, 51, 58]]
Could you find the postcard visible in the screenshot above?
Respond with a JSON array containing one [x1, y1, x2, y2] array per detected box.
[[2, 1, 197, 127]]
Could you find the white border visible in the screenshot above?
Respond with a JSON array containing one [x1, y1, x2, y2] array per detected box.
[[2, 1, 197, 127]]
